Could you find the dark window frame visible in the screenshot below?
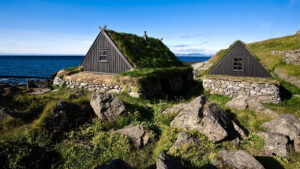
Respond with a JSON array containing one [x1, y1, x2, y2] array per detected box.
[[232, 57, 243, 71], [99, 49, 109, 62]]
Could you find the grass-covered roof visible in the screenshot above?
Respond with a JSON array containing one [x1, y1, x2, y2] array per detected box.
[[105, 30, 184, 68]]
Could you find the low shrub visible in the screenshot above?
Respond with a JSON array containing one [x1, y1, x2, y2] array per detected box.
[[168, 131, 219, 169], [239, 133, 264, 153]]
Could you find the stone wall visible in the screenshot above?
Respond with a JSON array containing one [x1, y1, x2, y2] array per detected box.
[[203, 78, 280, 103], [53, 77, 141, 98], [53, 67, 194, 99]]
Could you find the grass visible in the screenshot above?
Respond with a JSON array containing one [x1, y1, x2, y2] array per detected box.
[[276, 64, 300, 79], [106, 30, 184, 68], [168, 131, 219, 169], [117, 66, 192, 77], [247, 34, 300, 71], [206, 93, 273, 132], [0, 81, 299, 169]]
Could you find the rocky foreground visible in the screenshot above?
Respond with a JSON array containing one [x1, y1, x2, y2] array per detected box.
[[86, 93, 299, 168], [0, 85, 299, 169]]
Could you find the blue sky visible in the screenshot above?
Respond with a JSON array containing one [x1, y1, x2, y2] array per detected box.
[[0, 0, 299, 55]]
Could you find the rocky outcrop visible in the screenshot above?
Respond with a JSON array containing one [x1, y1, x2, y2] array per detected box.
[[44, 100, 89, 135], [262, 114, 300, 141], [156, 152, 183, 169], [90, 93, 126, 121], [170, 131, 198, 151], [96, 159, 132, 169], [274, 68, 300, 88], [256, 132, 289, 157], [213, 150, 264, 169], [203, 78, 280, 103], [262, 114, 300, 152], [170, 96, 238, 142], [114, 125, 149, 148], [226, 95, 278, 117], [226, 95, 248, 110], [271, 49, 300, 65]]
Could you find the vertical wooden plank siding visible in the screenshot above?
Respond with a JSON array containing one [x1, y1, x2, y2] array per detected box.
[[81, 33, 132, 74], [208, 42, 271, 78]]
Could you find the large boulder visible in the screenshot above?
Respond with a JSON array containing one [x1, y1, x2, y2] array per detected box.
[[226, 95, 278, 117], [163, 95, 206, 114], [90, 93, 126, 121], [170, 131, 198, 151], [44, 100, 88, 134], [114, 125, 149, 148], [262, 114, 300, 141], [213, 150, 264, 169], [170, 96, 236, 142], [96, 159, 132, 169], [226, 95, 248, 110], [156, 152, 184, 169], [256, 132, 289, 157]]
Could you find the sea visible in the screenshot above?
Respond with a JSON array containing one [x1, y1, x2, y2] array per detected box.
[[0, 55, 210, 84]]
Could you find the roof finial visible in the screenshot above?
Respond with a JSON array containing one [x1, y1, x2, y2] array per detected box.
[[144, 30, 147, 41], [99, 25, 107, 31]]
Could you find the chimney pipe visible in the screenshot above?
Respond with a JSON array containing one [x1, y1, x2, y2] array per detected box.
[[144, 31, 147, 40]]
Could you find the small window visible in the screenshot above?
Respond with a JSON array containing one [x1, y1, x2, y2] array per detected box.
[[99, 50, 108, 62], [233, 57, 243, 71]]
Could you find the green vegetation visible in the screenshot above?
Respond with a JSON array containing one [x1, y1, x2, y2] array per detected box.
[[240, 133, 265, 153], [61, 66, 81, 77], [118, 66, 192, 77], [106, 30, 184, 68], [169, 131, 219, 169], [247, 34, 300, 71], [0, 80, 299, 168]]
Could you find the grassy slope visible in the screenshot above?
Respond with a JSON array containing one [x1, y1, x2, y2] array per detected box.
[[247, 34, 300, 77], [106, 30, 184, 68]]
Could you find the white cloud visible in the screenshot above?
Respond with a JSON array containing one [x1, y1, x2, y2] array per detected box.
[[170, 44, 218, 55]]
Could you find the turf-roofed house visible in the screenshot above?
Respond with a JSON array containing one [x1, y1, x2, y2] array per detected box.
[[203, 41, 281, 103], [53, 26, 193, 98]]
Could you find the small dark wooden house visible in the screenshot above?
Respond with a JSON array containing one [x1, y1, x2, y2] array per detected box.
[[208, 41, 271, 78], [80, 26, 183, 74]]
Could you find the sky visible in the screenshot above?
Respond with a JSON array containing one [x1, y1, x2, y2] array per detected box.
[[0, 0, 299, 55]]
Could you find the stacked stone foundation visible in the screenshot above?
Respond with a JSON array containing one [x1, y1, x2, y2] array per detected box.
[[203, 78, 280, 104], [53, 77, 140, 98]]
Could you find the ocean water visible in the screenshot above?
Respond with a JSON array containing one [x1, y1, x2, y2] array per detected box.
[[0, 56, 84, 84], [0, 55, 210, 84], [177, 56, 210, 62]]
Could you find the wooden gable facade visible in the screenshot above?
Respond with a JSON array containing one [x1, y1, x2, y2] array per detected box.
[[208, 41, 271, 78], [81, 27, 134, 74]]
